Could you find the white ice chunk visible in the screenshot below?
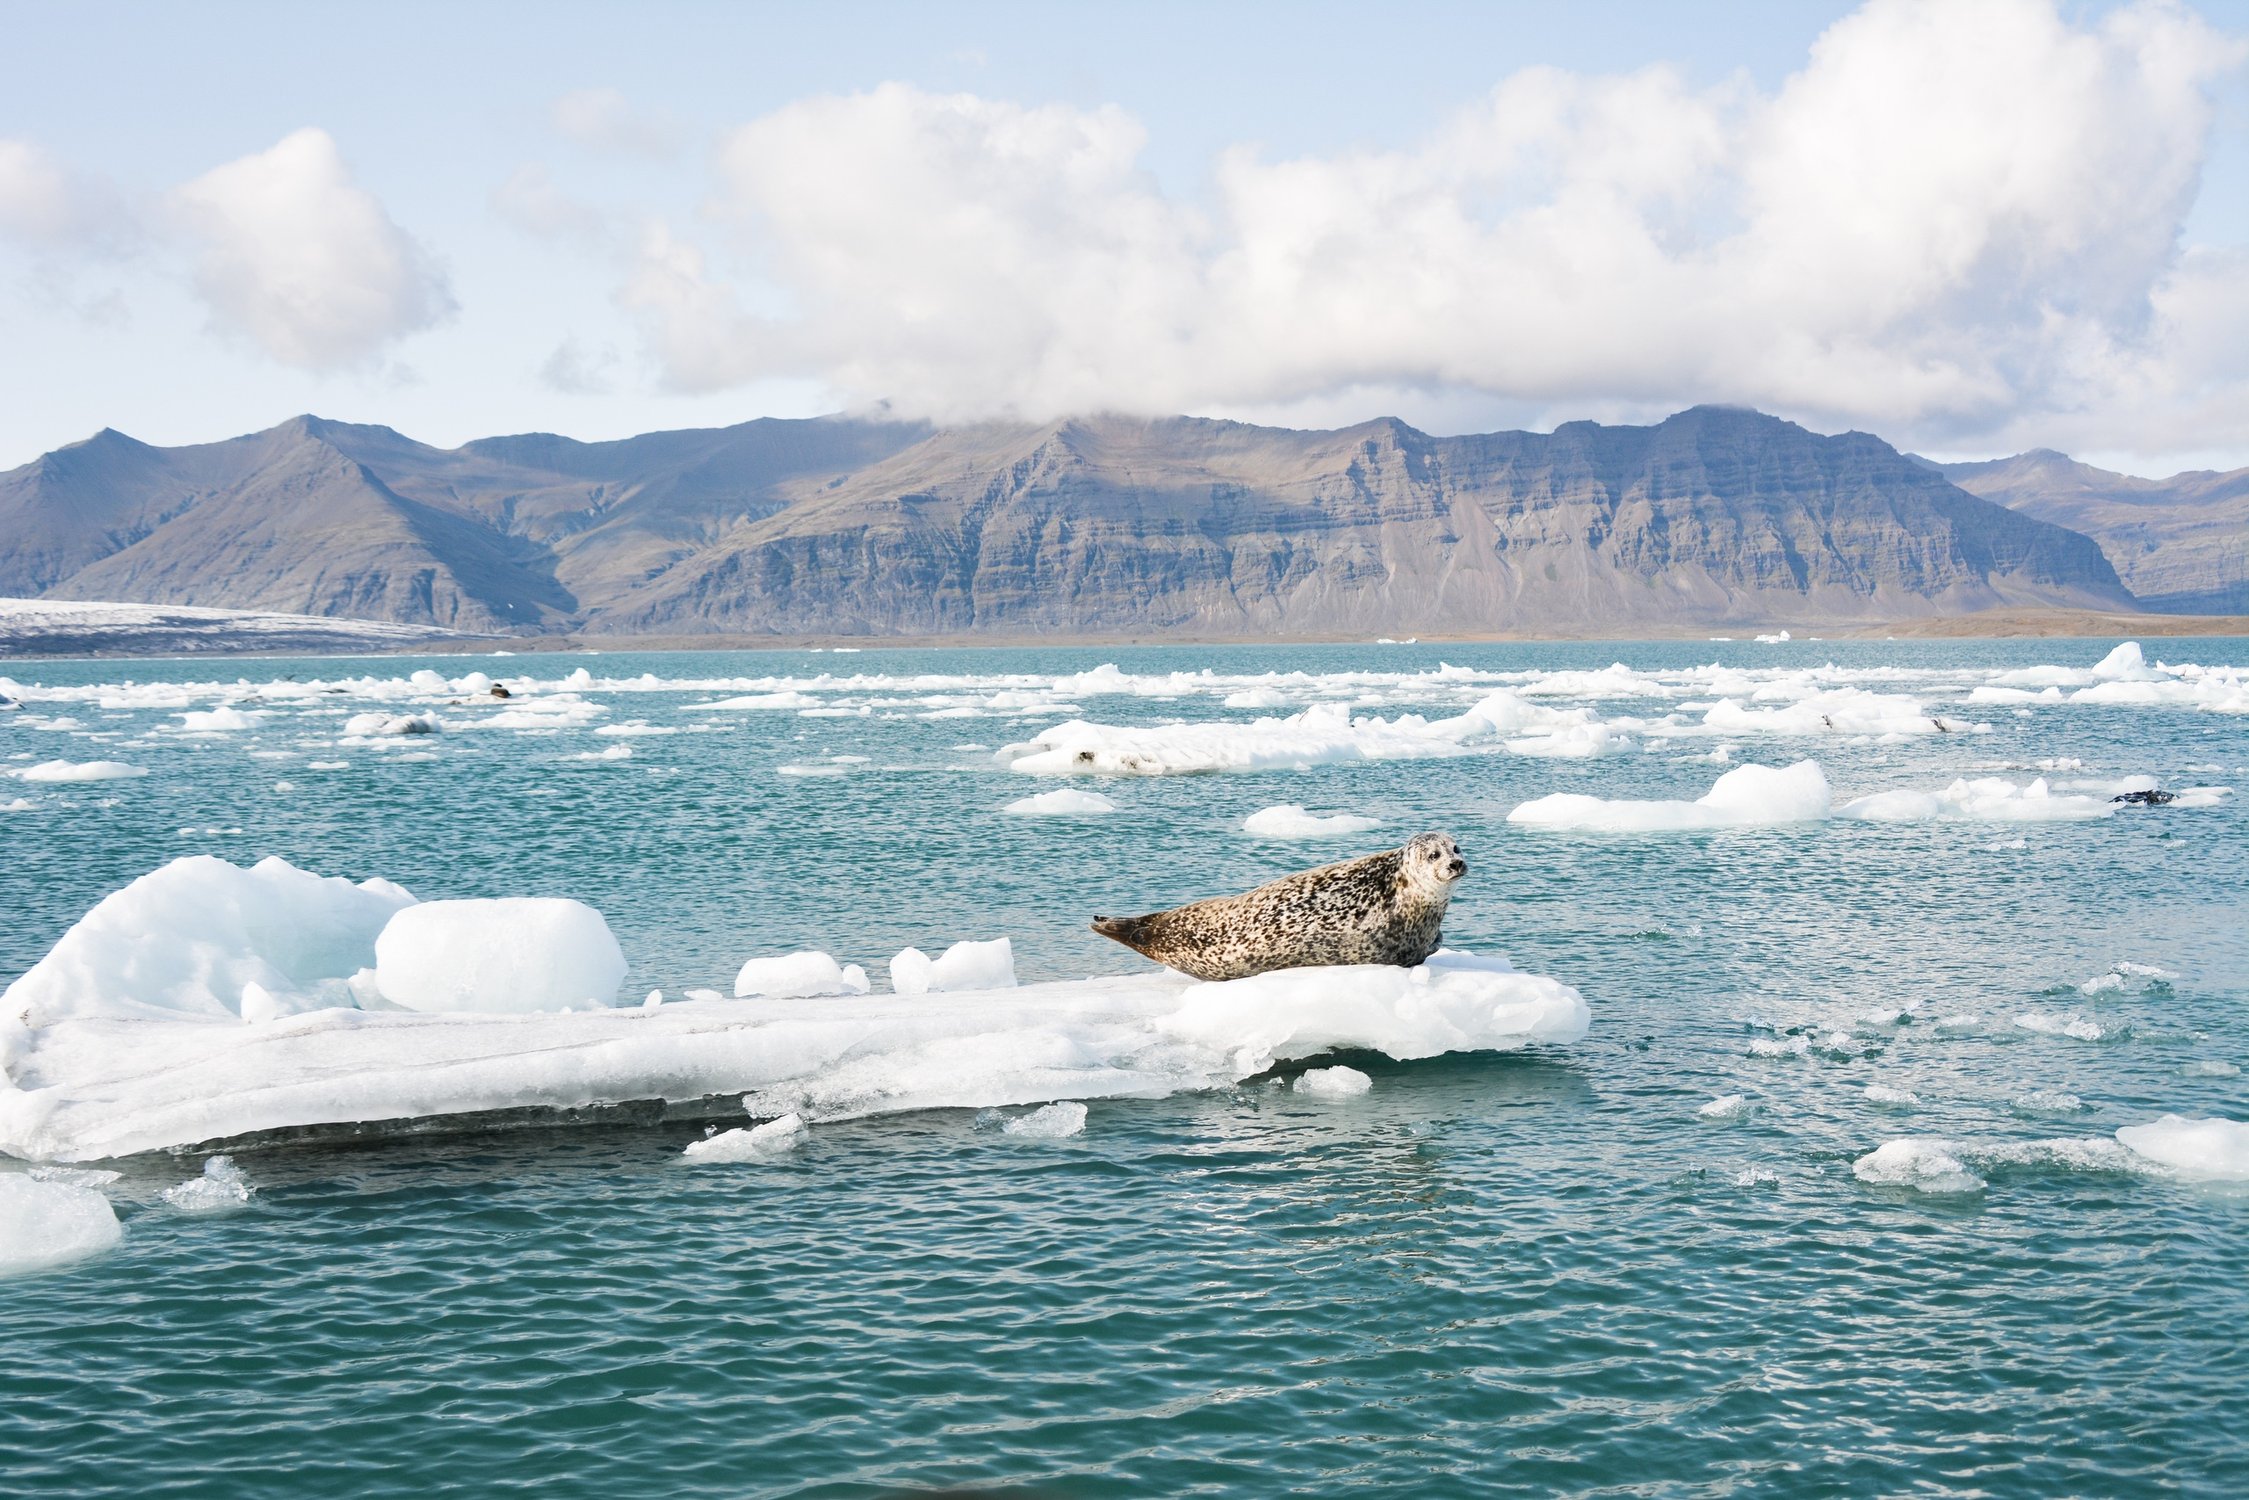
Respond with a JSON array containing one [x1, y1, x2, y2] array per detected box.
[[1853, 1138, 1986, 1194], [2115, 1115, 2249, 1181], [374, 898, 627, 1014], [732, 951, 867, 999], [683, 1113, 806, 1162], [179, 706, 262, 732], [1839, 774, 2116, 823], [2090, 642, 2153, 682], [1242, 804, 1382, 838], [1001, 694, 1541, 776], [13, 759, 148, 783], [2, 855, 416, 1024], [931, 938, 1016, 993], [1002, 1101, 1087, 1137], [1864, 1084, 1922, 1108], [1509, 760, 1831, 832], [2015, 1010, 2106, 1041], [1004, 788, 1118, 816], [888, 947, 933, 996], [703, 691, 819, 710], [1697, 1093, 1750, 1120], [161, 1155, 254, 1214], [1293, 1065, 1373, 1097], [0, 1175, 122, 1276]]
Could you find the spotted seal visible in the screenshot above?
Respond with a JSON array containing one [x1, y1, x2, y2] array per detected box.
[[1090, 833, 1467, 982]]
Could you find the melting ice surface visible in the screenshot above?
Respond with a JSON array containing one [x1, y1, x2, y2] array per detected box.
[[3, 636, 2247, 1494]]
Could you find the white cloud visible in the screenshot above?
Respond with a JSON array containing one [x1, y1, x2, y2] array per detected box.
[[492, 162, 609, 241], [538, 337, 619, 395], [620, 0, 2249, 461], [170, 127, 456, 370], [0, 138, 130, 250], [551, 88, 677, 156]]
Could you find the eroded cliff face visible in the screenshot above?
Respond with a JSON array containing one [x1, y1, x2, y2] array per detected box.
[[0, 406, 2132, 637], [598, 408, 2129, 635], [1942, 450, 2249, 615]]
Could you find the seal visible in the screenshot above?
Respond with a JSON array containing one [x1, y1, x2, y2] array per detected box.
[[1090, 832, 1467, 982]]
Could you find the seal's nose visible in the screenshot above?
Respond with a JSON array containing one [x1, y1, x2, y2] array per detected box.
[[1447, 857, 1467, 878]]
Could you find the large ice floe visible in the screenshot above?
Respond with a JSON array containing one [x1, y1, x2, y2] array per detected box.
[[0, 1173, 123, 1276], [0, 859, 1589, 1161], [1509, 760, 2224, 832], [1510, 761, 1833, 832], [998, 692, 1609, 775]]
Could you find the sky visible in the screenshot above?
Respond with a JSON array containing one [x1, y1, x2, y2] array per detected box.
[[2, 0, 2247, 476]]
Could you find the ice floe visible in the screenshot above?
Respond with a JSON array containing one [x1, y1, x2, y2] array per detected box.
[[1836, 775, 2116, 823], [374, 899, 627, 1015], [1853, 1138, 1986, 1194], [1697, 1093, 1751, 1120], [1510, 760, 1831, 831], [0, 1173, 122, 1276], [889, 938, 1017, 996], [161, 1155, 254, 1213], [0, 888, 1586, 1161], [2114, 1116, 2249, 1182], [1003, 788, 1118, 816], [3, 856, 416, 1025], [1510, 759, 2219, 833], [1293, 1065, 1373, 1098], [1002, 1101, 1089, 1137], [683, 1113, 806, 1162], [12, 759, 147, 783], [733, 951, 870, 1000], [1242, 804, 1382, 838]]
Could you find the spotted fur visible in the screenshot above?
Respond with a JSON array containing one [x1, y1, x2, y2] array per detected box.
[[1090, 833, 1467, 982]]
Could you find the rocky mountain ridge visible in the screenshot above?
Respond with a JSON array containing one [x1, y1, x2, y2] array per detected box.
[[1936, 449, 2248, 615], [0, 406, 2140, 637]]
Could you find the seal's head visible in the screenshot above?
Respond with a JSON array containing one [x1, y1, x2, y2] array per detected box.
[[1399, 833, 1467, 901]]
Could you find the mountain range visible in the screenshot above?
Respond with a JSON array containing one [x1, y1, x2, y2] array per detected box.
[[3, 404, 2225, 640]]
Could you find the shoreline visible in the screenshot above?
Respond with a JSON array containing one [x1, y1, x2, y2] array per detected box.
[[3, 607, 2246, 663]]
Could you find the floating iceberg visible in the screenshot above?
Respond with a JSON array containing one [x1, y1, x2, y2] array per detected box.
[[3, 856, 415, 1025], [733, 951, 869, 999], [13, 760, 148, 783], [161, 1155, 255, 1214], [683, 1113, 806, 1162], [1002, 1100, 1088, 1137], [1293, 1065, 1373, 1098], [1852, 1138, 1986, 1194], [373, 899, 628, 1015], [0, 926, 1592, 1160], [1509, 761, 1831, 832], [0, 1174, 121, 1276], [1003, 788, 1118, 816], [1836, 775, 2116, 823], [889, 938, 1017, 996], [2115, 1115, 2249, 1182], [1242, 804, 1382, 838]]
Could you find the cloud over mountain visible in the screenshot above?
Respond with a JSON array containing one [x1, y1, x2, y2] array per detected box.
[[170, 128, 456, 370], [622, 0, 2246, 457]]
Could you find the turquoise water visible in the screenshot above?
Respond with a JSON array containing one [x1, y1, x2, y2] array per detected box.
[[2, 639, 2246, 1496]]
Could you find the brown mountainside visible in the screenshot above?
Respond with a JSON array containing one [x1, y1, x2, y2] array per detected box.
[[0, 406, 2135, 636]]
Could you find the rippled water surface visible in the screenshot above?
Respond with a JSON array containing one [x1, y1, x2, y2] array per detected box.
[[3, 638, 2246, 1496]]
